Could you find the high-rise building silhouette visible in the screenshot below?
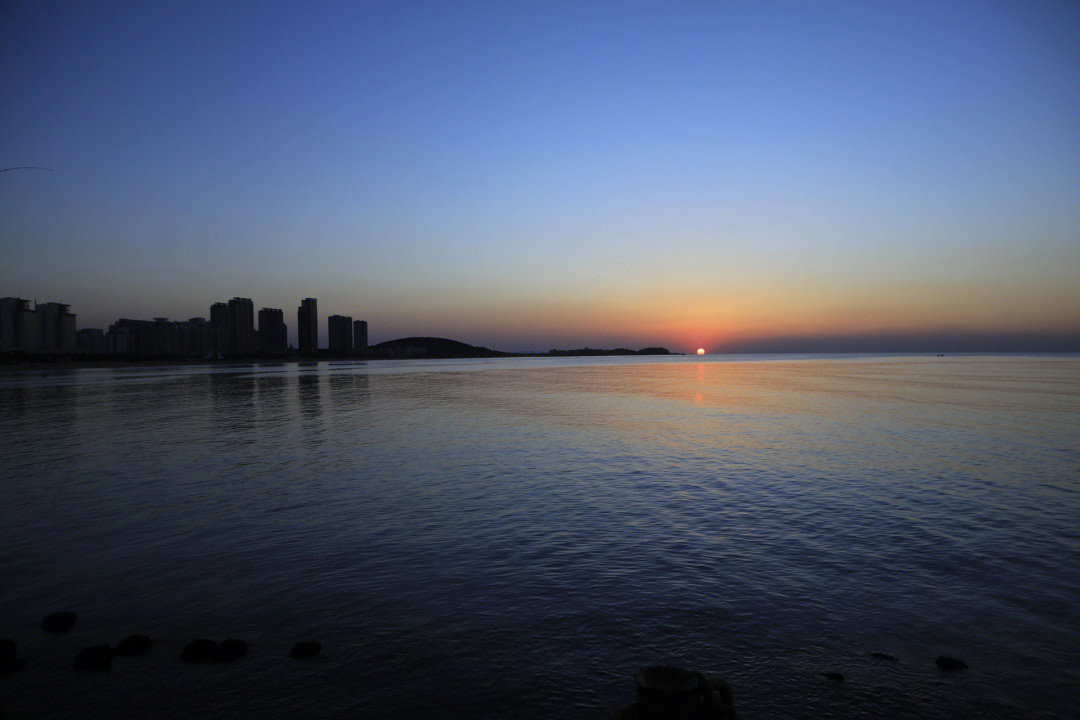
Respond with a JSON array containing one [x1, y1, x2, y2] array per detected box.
[[353, 320, 368, 354], [0, 297, 34, 352], [328, 315, 352, 355], [77, 328, 107, 355], [36, 302, 76, 353], [258, 308, 287, 357], [227, 297, 255, 357], [210, 302, 228, 357], [36, 302, 58, 351], [1, 297, 76, 354], [181, 318, 211, 358], [107, 318, 181, 358], [298, 298, 318, 356]]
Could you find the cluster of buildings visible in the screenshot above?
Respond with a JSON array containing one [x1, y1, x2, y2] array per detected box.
[[0, 298, 77, 354], [0, 295, 368, 360]]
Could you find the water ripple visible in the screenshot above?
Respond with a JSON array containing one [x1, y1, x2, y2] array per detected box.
[[1, 355, 1077, 718]]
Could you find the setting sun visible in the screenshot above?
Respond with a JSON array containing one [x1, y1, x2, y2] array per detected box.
[[696, 348, 706, 355]]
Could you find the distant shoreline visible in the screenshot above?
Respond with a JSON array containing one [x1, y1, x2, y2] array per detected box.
[[0, 337, 678, 370], [4, 348, 1079, 373]]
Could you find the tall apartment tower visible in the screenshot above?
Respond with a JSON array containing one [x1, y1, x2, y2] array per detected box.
[[1, 298, 74, 354], [210, 302, 229, 357], [258, 308, 287, 357], [36, 302, 75, 353], [328, 315, 353, 355], [181, 318, 211, 358], [0, 297, 29, 352], [57, 306, 76, 353], [227, 297, 255, 357], [0, 298, 38, 353], [297, 298, 318, 356], [353, 320, 368, 354]]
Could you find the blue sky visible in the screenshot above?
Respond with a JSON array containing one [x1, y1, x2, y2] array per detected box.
[[2, 1, 1078, 351]]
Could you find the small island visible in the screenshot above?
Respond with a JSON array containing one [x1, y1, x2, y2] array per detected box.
[[366, 337, 675, 360]]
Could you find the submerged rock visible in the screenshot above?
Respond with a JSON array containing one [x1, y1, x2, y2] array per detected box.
[[41, 611, 77, 634], [214, 638, 247, 662], [821, 672, 845, 683], [870, 652, 898, 662], [935, 655, 967, 671], [289, 641, 321, 659], [114, 634, 153, 656], [616, 665, 739, 720], [180, 637, 247, 663], [73, 645, 113, 672], [180, 639, 218, 664], [1, 638, 25, 673]]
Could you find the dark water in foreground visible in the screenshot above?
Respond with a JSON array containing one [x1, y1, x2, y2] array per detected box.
[[2, 355, 1078, 719]]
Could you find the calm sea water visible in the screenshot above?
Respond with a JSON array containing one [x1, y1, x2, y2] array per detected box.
[[1, 355, 1078, 719]]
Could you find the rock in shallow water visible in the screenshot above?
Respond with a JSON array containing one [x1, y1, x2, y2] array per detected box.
[[616, 665, 739, 720], [180, 637, 247, 663], [935, 655, 967, 671], [179, 639, 218, 664], [289, 641, 321, 659], [113, 634, 153, 656], [213, 638, 247, 662], [73, 645, 113, 672], [870, 652, 898, 662], [821, 672, 845, 683], [41, 612, 77, 634], [1, 638, 25, 673]]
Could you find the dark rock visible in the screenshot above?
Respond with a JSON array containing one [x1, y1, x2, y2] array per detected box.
[[821, 672, 845, 683], [179, 638, 218, 663], [935, 655, 967, 671], [289, 641, 321, 659], [1, 657, 26, 673], [707, 676, 736, 710], [616, 665, 739, 719], [41, 611, 77, 634], [1, 638, 25, 673], [213, 638, 247, 662], [870, 652, 898, 662], [114, 634, 153, 656], [73, 645, 113, 672]]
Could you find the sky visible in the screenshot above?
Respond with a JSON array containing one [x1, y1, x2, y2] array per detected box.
[[2, 0, 1078, 353]]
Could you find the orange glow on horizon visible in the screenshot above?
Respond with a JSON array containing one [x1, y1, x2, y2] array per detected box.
[[351, 268, 1080, 354]]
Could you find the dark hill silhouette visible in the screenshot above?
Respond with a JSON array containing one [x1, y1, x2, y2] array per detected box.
[[366, 338, 674, 359], [367, 337, 506, 359]]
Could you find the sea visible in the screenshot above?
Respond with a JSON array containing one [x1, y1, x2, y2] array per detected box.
[[1, 354, 1078, 719]]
